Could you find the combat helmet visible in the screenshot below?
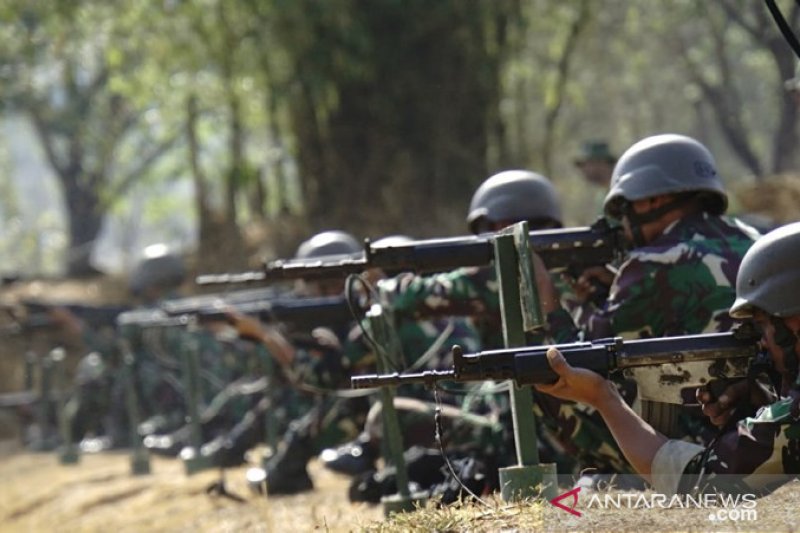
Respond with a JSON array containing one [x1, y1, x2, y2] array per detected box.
[[129, 244, 186, 295], [604, 134, 728, 220], [466, 170, 562, 234], [730, 222, 800, 319], [295, 230, 361, 259]]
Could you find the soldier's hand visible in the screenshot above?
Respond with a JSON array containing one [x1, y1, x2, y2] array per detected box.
[[697, 378, 776, 428], [569, 266, 614, 304], [225, 309, 266, 341], [534, 347, 616, 408]]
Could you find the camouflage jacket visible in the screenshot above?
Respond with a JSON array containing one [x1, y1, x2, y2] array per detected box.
[[379, 266, 576, 349], [651, 395, 800, 496], [553, 213, 759, 341]]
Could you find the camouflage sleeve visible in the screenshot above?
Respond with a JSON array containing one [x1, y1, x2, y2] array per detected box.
[[378, 267, 499, 320], [576, 256, 683, 340], [652, 397, 800, 495]]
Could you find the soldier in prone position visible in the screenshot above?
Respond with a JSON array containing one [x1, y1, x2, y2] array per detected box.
[[536, 222, 800, 496]]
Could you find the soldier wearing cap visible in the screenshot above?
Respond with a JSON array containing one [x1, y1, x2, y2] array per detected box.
[[574, 140, 617, 188]]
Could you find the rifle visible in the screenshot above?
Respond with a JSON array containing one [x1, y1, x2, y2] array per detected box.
[[197, 218, 625, 285], [20, 300, 130, 327], [117, 295, 353, 332], [351, 324, 764, 405]]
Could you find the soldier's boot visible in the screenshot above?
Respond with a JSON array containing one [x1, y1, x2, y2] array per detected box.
[[199, 407, 264, 468], [258, 420, 315, 495], [143, 424, 190, 457], [319, 434, 379, 476]]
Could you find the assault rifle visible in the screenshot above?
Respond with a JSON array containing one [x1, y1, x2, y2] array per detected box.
[[351, 324, 764, 405], [117, 295, 353, 332], [197, 218, 625, 285], [1, 300, 129, 335]]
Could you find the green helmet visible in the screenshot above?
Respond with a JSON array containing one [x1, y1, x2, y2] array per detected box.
[[730, 222, 800, 319], [466, 170, 562, 234], [129, 244, 186, 295], [295, 230, 361, 259], [604, 134, 727, 219]]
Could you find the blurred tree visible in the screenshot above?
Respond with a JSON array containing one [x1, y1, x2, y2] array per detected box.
[[674, 0, 799, 177], [260, 0, 519, 237], [0, 1, 179, 275]]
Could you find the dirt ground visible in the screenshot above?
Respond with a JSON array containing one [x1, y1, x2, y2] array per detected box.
[[3, 440, 800, 532], [0, 442, 383, 532]]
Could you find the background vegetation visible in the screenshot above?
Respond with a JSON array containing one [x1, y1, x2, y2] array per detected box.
[[0, 0, 796, 277]]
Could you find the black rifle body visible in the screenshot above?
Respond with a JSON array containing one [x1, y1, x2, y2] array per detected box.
[[351, 327, 763, 404], [198, 219, 624, 285], [118, 295, 351, 332]]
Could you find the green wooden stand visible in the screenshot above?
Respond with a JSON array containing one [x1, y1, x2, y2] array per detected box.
[[53, 348, 80, 465], [493, 223, 557, 501], [119, 340, 151, 475], [367, 304, 429, 516]]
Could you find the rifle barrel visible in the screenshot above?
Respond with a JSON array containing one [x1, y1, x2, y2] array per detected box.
[[197, 220, 623, 286]]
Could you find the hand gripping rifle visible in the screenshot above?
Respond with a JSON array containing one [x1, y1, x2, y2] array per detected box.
[[197, 218, 625, 285], [351, 323, 764, 405]]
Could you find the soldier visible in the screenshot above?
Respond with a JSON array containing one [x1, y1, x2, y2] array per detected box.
[[320, 235, 487, 477], [381, 170, 565, 349], [217, 230, 365, 494], [574, 140, 617, 188], [532, 133, 759, 455], [118, 245, 190, 446], [536, 221, 800, 496], [374, 170, 629, 480]]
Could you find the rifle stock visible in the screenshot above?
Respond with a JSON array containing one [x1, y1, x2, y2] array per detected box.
[[197, 218, 625, 285], [351, 324, 763, 405]]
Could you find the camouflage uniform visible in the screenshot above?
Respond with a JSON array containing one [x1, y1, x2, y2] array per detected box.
[[536, 213, 759, 474], [344, 314, 497, 451], [378, 267, 600, 472], [380, 266, 577, 349], [560, 213, 760, 341], [651, 397, 800, 496]]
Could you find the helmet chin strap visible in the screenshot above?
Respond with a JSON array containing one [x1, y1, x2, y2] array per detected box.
[[620, 196, 691, 247]]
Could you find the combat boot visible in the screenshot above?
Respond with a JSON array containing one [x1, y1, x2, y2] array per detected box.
[[260, 420, 315, 495], [319, 434, 379, 476]]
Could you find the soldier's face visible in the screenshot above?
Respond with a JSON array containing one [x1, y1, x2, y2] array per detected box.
[[753, 311, 800, 393], [578, 160, 614, 187]]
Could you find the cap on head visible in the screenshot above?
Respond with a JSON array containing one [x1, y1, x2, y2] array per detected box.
[[295, 230, 361, 259], [574, 140, 617, 166], [129, 244, 186, 295], [730, 222, 800, 319], [466, 170, 563, 234], [603, 134, 728, 219]]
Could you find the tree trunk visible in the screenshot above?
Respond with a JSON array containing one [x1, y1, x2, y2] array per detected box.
[[63, 175, 104, 277]]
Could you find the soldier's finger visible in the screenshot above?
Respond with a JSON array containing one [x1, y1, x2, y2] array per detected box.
[[546, 347, 569, 376], [696, 389, 711, 404]]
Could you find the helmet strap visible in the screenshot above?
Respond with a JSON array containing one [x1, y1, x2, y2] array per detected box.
[[621, 196, 692, 247]]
